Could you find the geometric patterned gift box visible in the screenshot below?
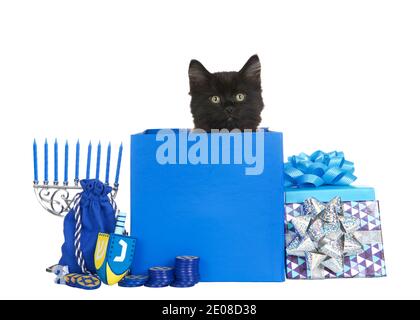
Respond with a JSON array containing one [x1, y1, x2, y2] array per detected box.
[[285, 186, 387, 280]]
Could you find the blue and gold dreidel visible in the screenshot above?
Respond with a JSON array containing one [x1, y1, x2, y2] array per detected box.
[[94, 211, 136, 285]]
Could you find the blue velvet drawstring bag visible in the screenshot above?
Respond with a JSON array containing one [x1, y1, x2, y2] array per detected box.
[[59, 179, 116, 273]]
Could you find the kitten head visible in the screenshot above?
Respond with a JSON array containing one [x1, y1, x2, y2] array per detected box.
[[188, 55, 264, 132]]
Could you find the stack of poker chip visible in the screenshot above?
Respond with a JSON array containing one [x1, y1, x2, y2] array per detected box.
[[171, 256, 200, 288], [145, 267, 175, 288], [118, 274, 149, 288]]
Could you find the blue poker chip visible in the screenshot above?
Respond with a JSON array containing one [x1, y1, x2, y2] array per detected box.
[[76, 275, 102, 290], [149, 278, 174, 283], [147, 281, 172, 285], [149, 270, 174, 277], [176, 256, 200, 261], [148, 266, 175, 284], [149, 274, 174, 278], [175, 270, 199, 274], [172, 279, 198, 284], [149, 275, 174, 279], [118, 284, 142, 288], [118, 284, 140, 288], [121, 274, 148, 282], [175, 261, 199, 266], [118, 281, 144, 288], [176, 262, 199, 266], [176, 266, 199, 270], [147, 278, 173, 283], [175, 264, 199, 268], [149, 267, 174, 272], [149, 272, 174, 276], [119, 274, 148, 287], [170, 282, 196, 288], [176, 261, 199, 264], [145, 282, 170, 288], [175, 265, 199, 269], [147, 278, 175, 283], [175, 273, 199, 277], [176, 264, 199, 270], [149, 275, 174, 280]]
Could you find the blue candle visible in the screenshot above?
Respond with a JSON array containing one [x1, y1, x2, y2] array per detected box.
[[54, 139, 58, 183], [86, 141, 92, 179], [64, 141, 69, 184], [115, 143, 123, 186], [105, 143, 111, 185], [33, 139, 38, 183], [44, 139, 48, 182], [96, 142, 101, 180], [75, 140, 80, 181]]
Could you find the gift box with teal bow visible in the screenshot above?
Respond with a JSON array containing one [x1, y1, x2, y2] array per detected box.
[[284, 151, 386, 279]]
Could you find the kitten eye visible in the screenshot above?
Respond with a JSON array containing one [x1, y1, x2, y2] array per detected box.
[[235, 93, 246, 102], [210, 96, 221, 104]]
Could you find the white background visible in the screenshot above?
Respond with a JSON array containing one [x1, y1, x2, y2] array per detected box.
[[0, 0, 419, 300]]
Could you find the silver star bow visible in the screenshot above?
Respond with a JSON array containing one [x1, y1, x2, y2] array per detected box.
[[286, 197, 364, 279]]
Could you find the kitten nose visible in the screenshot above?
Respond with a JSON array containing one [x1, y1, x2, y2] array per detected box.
[[225, 106, 234, 114]]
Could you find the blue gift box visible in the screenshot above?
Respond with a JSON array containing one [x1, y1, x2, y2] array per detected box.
[[285, 185, 376, 203], [130, 129, 285, 282]]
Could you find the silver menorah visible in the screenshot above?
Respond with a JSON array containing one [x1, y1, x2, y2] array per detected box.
[[32, 139, 122, 217]]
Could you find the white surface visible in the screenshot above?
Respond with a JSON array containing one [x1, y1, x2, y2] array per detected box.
[[0, 0, 419, 300]]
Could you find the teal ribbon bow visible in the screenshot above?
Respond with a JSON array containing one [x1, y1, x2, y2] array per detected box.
[[284, 151, 357, 188]]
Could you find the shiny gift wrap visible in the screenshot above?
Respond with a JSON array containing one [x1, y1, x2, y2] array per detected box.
[[285, 197, 386, 279]]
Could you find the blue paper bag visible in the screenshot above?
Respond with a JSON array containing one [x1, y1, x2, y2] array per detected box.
[[130, 129, 285, 282]]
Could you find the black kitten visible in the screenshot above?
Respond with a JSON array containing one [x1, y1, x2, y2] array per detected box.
[[188, 55, 264, 132]]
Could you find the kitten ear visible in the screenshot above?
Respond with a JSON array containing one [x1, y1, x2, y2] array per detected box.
[[240, 54, 261, 82], [189, 59, 211, 88]]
